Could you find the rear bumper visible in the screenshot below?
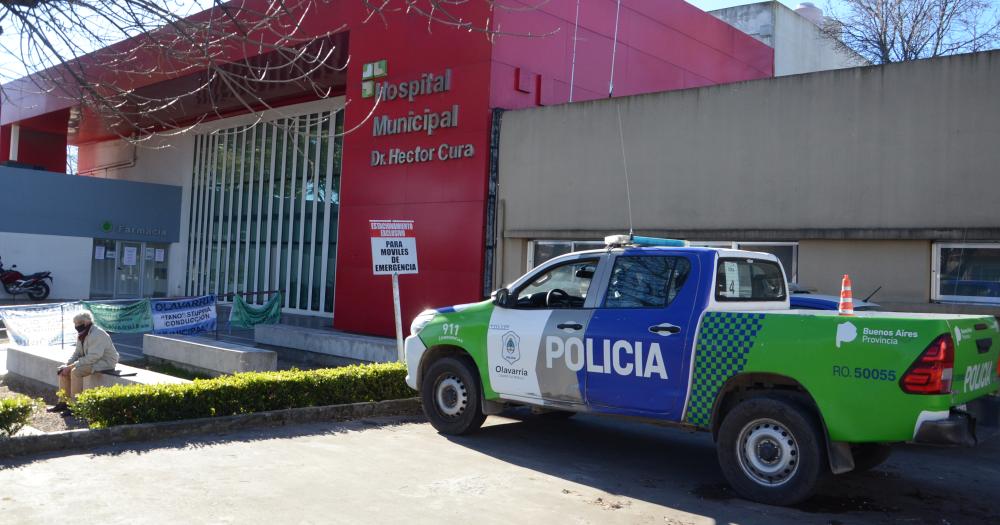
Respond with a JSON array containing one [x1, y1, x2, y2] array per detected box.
[[913, 395, 1000, 446]]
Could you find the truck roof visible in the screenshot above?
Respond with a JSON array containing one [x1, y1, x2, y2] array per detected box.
[[571, 245, 780, 262]]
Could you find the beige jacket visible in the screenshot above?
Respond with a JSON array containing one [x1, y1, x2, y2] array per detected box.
[[67, 325, 120, 372]]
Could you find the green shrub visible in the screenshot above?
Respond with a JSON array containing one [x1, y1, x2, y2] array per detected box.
[[72, 362, 413, 428], [0, 395, 41, 437]]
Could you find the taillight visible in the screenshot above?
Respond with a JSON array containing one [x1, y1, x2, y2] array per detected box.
[[900, 334, 955, 395]]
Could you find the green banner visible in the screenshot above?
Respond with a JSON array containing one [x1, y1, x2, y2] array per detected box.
[[229, 293, 282, 329], [83, 299, 154, 333]]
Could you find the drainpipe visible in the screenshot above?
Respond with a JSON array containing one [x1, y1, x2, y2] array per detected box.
[[8, 124, 19, 162]]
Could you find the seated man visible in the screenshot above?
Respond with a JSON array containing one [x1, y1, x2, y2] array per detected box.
[[47, 312, 120, 414]]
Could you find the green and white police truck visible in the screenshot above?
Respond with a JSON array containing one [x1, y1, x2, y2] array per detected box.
[[403, 236, 1000, 505]]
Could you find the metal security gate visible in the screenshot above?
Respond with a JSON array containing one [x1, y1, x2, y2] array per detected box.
[[185, 109, 344, 315]]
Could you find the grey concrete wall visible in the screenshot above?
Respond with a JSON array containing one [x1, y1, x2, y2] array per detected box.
[[4, 345, 189, 388], [797, 240, 931, 303], [143, 334, 277, 376], [495, 50, 1000, 302], [498, 50, 1000, 237], [254, 324, 396, 363]]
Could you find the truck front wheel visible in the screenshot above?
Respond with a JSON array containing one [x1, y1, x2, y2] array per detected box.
[[421, 356, 486, 435], [717, 395, 827, 506]]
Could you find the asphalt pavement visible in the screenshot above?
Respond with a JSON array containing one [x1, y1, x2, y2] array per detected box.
[[0, 411, 997, 524]]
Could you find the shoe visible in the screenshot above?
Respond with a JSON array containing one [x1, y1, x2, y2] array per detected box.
[[46, 402, 69, 413]]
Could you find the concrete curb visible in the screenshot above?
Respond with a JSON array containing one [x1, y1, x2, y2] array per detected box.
[[0, 397, 423, 458]]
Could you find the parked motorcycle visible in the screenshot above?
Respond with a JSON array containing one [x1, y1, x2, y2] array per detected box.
[[0, 257, 53, 300]]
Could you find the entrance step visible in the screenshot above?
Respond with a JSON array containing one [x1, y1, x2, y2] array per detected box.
[[254, 324, 396, 364]]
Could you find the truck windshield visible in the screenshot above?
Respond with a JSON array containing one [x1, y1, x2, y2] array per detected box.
[[715, 258, 786, 302]]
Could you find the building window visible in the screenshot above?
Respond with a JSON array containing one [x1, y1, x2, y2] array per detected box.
[[932, 243, 1000, 304], [185, 109, 344, 314], [528, 240, 605, 269], [690, 241, 798, 283]]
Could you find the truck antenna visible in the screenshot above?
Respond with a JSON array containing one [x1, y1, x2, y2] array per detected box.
[[616, 105, 634, 236]]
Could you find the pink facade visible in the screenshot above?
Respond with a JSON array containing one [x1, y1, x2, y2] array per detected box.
[[489, 0, 772, 109]]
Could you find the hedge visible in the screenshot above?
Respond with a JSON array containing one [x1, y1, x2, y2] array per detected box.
[[0, 395, 41, 438], [72, 362, 413, 429]]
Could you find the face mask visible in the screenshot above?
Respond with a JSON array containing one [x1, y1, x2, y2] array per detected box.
[[75, 324, 89, 334]]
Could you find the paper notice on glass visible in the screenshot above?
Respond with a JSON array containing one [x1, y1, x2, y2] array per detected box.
[[123, 246, 138, 266], [106, 251, 117, 259], [145, 247, 155, 260], [94, 246, 106, 260], [155, 249, 165, 263], [723, 261, 740, 298]]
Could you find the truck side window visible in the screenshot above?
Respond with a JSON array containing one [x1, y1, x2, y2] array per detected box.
[[716, 258, 786, 301], [515, 259, 598, 309], [603, 256, 691, 309]]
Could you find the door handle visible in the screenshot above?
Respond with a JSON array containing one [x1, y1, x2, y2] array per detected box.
[[557, 322, 583, 331], [649, 323, 681, 335]]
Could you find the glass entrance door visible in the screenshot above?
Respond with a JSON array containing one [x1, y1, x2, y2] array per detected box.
[[91, 240, 171, 299], [116, 242, 143, 298], [140, 243, 169, 298], [90, 239, 117, 299]]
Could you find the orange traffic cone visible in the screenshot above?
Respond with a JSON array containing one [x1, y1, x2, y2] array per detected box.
[[839, 274, 854, 316]]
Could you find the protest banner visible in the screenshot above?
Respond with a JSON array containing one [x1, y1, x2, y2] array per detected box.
[[151, 295, 217, 335], [83, 300, 154, 333], [229, 293, 282, 329], [0, 302, 85, 347]]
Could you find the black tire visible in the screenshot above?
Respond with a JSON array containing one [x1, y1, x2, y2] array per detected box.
[[27, 282, 50, 300], [850, 443, 892, 473], [29, 282, 50, 300], [717, 395, 827, 506], [420, 356, 486, 435]]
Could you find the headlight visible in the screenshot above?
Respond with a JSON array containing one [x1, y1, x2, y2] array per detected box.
[[409, 309, 437, 335]]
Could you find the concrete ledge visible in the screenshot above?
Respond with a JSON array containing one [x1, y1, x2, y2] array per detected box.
[[4, 345, 190, 389], [0, 398, 422, 458], [255, 324, 396, 363], [143, 335, 277, 377]]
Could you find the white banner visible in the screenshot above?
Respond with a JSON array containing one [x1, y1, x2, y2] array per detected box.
[[151, 295, 217, 335], [0, 302, 85, 348]]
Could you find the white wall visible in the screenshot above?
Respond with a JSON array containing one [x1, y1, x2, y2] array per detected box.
[[78, 98, 344, 299], [0, 232, 92, 300], [772, 6, 868, 76], [710, 2, 867, 76]]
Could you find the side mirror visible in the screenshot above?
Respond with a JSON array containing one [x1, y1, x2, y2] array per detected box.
[[492, 288, 511, 308]]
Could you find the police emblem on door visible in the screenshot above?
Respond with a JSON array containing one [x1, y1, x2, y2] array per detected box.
[[501, 331, 521, 365]]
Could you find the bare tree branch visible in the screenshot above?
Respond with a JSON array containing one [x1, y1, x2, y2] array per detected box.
[[0, 0, 539, 144], [825, 0, 1000, 64]]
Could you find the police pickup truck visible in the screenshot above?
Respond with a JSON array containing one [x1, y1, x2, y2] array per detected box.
[[403, 236, 1000, 505]]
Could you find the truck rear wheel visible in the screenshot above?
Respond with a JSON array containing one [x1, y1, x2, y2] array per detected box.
[[421, 356, 486, 435], [717, 395, 826, 506]]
